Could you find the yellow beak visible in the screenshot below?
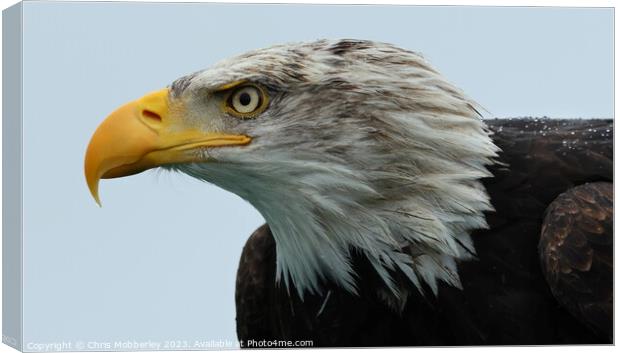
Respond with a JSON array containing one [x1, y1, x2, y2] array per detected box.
[[84, 88, 251, 205]]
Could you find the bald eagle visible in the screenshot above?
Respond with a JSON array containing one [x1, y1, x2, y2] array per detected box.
[[85, 39, 613, 345]]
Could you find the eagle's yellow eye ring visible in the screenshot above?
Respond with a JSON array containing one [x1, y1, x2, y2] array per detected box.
[[222, 83, 269, 119]]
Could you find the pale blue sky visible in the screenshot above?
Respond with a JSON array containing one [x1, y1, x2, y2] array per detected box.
[[20, 2, 613, 348]]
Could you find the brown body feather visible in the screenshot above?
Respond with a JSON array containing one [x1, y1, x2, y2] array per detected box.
[[539, 182, 613, 341]]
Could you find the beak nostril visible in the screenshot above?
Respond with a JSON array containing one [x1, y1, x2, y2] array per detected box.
[[142, 109, 162, 123]]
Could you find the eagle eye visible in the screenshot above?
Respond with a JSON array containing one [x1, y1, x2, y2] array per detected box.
[[224, 84, 268, 118]]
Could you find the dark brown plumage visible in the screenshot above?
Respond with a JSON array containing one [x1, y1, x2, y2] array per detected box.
[[235, 118, 613, 346], [539, 182, 613, 341]]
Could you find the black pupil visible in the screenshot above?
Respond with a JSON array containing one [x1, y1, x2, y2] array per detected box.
[[239, 92, 252, 106]]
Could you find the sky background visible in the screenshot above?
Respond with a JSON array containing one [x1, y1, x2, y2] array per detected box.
[[19, 2, 613, 349]]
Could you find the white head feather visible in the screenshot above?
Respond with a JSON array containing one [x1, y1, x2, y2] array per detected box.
[[166, 39, 500, 302]]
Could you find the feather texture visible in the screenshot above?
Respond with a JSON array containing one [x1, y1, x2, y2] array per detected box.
[[235, 118, 613, 345], [168, 39, 499, 300]]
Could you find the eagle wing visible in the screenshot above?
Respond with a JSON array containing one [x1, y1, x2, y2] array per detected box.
[[235, 224, 279, 343], [539, 182, 613, 341]]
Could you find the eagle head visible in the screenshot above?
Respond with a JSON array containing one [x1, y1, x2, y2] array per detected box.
[[85, 39, 499, 300]]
